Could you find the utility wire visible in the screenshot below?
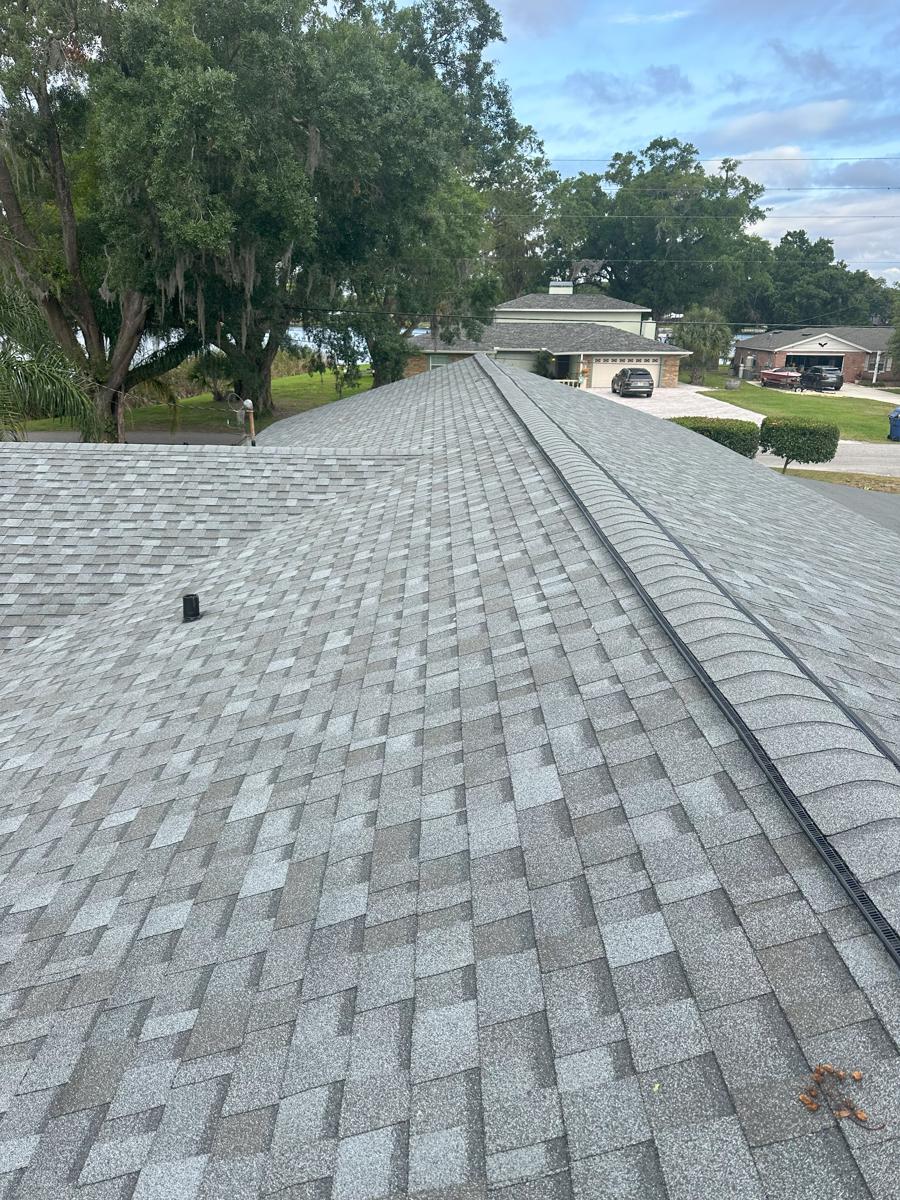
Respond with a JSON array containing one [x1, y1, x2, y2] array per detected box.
[[503, 213, 900, 220], [545, 186, 900, 194], [550, 155, 900, 163]]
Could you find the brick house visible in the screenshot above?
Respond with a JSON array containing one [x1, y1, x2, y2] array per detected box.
[[733, 326, 895, 383], [406, 281, 689, 388]]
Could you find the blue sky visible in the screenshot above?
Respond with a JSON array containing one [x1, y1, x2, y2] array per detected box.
[[489, 0, 900, 283]]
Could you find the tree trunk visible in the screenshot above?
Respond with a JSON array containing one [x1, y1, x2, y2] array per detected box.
[[371, 359, 393, 389], [367, 332, 409, 389], [221, 323, 285, 414], [101, 293, 150, 442]]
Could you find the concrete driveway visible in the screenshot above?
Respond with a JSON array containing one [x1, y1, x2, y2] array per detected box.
[[588, 383, 764, 424]]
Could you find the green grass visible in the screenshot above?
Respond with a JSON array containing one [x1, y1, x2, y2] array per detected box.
[[781, 469, 900, 494], [679, 364, 733, 388], [26, 370, 373, 436], [701, 383, 899, 444]]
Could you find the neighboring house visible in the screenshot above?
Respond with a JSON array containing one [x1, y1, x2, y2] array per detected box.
[[407, 279, 690, 387], [733, 326, 895, 382], [2, 356, 899, 1199]]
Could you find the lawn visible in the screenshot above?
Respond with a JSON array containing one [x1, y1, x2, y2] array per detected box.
[[26, 370, 373, 436], [701, 383, 898, 444]]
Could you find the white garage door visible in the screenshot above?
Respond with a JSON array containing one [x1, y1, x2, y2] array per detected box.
[[591, 356, 660, 388]]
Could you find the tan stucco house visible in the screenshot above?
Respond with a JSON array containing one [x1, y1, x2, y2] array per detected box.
[[406, 281, 690, 388]]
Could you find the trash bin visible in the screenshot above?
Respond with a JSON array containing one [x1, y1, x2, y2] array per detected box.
[[890, 407, 900, 442]]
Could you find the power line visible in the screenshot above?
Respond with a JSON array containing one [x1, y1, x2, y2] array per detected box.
[[515, 258, 900, 264], [585, 186, 900, 193], [550, 155, 900, 163], [512, 214, 900, 220]]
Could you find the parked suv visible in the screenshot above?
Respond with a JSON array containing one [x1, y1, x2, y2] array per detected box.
[[799, 365, 843, 392], [611, 367, 655, 397]]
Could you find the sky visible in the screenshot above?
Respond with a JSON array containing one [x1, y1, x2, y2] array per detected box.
[[489, 0, 900, 284]]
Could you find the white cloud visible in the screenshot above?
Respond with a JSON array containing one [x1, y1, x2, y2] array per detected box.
[[714, 99, 853, 147], [610, 9, 694, 23], [755, 190, 900, 282], [494, 0, 587, 31], [732, 146, 815, 189]]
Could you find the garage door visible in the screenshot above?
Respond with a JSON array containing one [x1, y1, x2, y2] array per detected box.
[[591, 356, 660, 388]]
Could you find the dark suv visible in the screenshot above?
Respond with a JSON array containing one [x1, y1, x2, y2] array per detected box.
[[799, 365, 843, 392], [611, 367, 655, 397]]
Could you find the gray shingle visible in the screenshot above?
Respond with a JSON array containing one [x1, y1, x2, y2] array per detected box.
[[2, 354, 898, 1200]]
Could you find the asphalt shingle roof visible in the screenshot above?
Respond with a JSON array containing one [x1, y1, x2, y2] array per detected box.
[[498, 293, 650, 312], [737, 327, 894, 353], [411, 320, 687, 356], [1, 356, 899, 1199]]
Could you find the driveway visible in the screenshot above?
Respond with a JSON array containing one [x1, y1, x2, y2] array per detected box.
[[588, 383, 764, 424]]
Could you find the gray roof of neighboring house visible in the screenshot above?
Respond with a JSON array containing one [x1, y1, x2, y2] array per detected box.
[[498, 292, 650, 312], [412, 319, 688, 355], [737, 326, 895, 353], [1, 356, 899, 1199]]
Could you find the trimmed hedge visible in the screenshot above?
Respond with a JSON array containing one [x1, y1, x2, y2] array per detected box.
[[759, 416, 840, 473], [671, 416, 760, 458]]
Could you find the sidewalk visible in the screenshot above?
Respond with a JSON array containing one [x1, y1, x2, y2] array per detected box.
[[759, 441, 900, 477]]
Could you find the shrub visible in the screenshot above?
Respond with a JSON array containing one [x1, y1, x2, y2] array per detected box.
[[671, 416, 760, 458], [759, 417, 840, 473]]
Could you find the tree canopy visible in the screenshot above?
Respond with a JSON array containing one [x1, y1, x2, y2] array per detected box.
[[0, 0, 516, 432], [540, 140, 767, 319], [2, 1, 897, 444], [763, 230, 893, 328]]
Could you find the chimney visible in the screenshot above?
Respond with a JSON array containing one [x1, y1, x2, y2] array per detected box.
[[548, 279, 574, 296]]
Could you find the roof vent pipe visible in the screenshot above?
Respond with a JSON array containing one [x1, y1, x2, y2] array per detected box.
[[182, 594, 201, 623]]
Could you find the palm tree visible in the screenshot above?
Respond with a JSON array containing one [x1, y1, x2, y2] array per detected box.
[[0, 286, 99, 440], [674, 306, 732, 385]]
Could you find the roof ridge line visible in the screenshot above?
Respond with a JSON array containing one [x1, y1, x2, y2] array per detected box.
[[476, 353, 900, 971]]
